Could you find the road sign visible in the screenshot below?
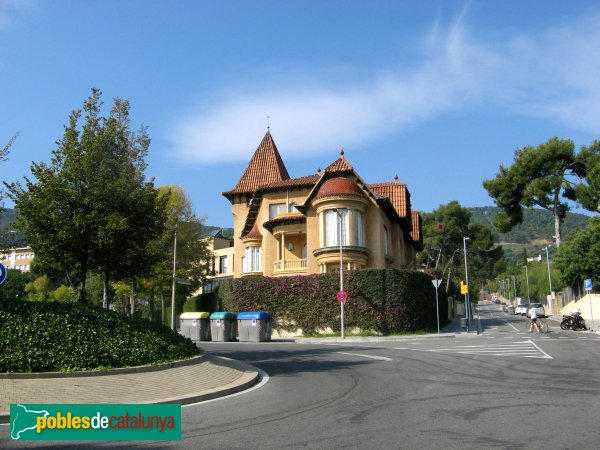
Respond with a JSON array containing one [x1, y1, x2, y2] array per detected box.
[[336, 290, 348, 303], [584, 279, 593, 291], [0, 264, 6, 285], [460, 281, 468, 295], [432, 279, 442, 288]]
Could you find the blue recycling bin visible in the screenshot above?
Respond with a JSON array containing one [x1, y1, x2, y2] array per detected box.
[[210, 312, 237, 342], [237, 311, 272, 342]]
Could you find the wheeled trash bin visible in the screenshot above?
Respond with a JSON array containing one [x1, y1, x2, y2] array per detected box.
[[210, 312, 237, 342], [179, 312, 211, 341], [237, 311, 272, 342]]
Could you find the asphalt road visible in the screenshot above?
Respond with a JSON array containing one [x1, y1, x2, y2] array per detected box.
[[6, 302, 600, 449]]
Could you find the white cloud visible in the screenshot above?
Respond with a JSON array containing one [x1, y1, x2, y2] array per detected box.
[[168, 11, 600, 165]]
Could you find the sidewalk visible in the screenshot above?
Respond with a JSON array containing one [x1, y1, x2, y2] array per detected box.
[[0, 353, 259, 424], [293, 316, 470, 344]]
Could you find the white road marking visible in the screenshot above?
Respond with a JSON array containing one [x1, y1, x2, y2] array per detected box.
[[527, 339, 553, 359], [397, 340, 552, 359], [183, 368, 270, 406], [336, 352, 393, 362]]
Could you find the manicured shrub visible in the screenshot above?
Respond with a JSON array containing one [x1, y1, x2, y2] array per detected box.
[[216, 269, 447, 335], [0, 300, 199, 373]]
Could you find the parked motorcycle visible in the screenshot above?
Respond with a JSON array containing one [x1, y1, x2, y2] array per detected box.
[[560, 311, 587, 331]]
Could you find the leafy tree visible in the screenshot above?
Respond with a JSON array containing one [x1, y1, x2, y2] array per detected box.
[[0, 269, 34, 302], [420, 201, 504, 298], [4, 89, 165, 302], [483, 137, 588, 248], [52, 285, 78, 302], [143, 185, 210, 327], [555, 217, 600, 287], [24, 275, 52, 301], [565, 140, 600, 213], [0, 133, 18, 210]]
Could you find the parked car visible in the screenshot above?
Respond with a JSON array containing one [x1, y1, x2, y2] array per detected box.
[[527, 303, 546, 318], [501, 303, 508, 312], [515, 304, 529, 316]]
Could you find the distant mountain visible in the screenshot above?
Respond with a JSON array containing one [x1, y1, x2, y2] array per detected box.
[[468, 206, 590, 261], [2, 208, 234, 244], [0, 207, 17, 230]]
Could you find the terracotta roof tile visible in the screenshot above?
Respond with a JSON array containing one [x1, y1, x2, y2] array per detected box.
[[411, 210, 423, 250], [315, 177, 363, 200], [368, 182, 411, 218], [224, 131, 290, 197], [242, 221, 262, 239], [259, 174, 320, 191], [324, 152, 354, 173]]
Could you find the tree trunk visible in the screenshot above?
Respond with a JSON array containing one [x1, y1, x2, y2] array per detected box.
[[130, 279, 136, 315], [160, 287, 165, 325], [78, 259, 88, 302], [102, 271, 110, 309], [554, 213, 561, 248], [148, 285, 155, 322]]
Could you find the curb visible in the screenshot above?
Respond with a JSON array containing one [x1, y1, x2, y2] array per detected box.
[[0, 355, 260, 425], [292, 334, 459, 343], [0, 354, 207, 379]]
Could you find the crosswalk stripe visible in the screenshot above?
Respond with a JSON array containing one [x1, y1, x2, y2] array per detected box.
[[400, 339, 552, 359]]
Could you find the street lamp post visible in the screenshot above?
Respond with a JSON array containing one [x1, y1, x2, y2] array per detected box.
[[463, 237, 471, 331], [525, 263, 531, 302], [170, 226, 178, 331], [332, 208, 345, 339], [545, 246, 554, 314]]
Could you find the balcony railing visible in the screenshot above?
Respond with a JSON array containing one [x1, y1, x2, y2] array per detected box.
[[273, 259, 307, 272]]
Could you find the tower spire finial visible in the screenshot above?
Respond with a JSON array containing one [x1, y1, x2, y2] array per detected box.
[[340, 148, 345, 158], [267, 116, 270, 131]]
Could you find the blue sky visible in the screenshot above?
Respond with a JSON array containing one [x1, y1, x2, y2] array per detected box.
[[1, 0, 598, 227]]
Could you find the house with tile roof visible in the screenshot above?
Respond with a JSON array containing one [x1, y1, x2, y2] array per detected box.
[[222, 131, 423, 278]]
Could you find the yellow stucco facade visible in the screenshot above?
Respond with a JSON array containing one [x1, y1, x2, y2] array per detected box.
[[222, 132, 423, 279]]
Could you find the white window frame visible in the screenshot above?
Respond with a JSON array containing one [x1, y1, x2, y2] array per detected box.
[[325, 209, 348, 247], [243, 247, 262, 273], [269, 203, 286, 220]]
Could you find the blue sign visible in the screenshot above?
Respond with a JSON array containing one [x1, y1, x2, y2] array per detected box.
[[584, 279, 593, 291], [0, 264, 6, 285]]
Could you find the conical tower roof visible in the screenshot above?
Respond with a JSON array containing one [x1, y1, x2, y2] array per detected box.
[[223, 131, 290, 198]]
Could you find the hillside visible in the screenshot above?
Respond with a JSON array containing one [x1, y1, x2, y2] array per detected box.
[[468, 206, 591, 261], [468, 207, 590, 244]]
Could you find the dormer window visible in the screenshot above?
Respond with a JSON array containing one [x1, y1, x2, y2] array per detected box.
[[269, 203, 286, 220]]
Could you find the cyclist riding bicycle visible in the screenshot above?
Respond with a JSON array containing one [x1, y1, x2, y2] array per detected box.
[[529, 307, 540, 333]]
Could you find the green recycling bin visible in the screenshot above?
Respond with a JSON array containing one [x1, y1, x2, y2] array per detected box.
[[210, 312, 237, 342], [179, 312, 211, 341]]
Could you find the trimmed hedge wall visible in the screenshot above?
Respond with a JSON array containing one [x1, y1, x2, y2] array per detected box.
[[215, 269, 447, 335], [0, 300, 200, 373]]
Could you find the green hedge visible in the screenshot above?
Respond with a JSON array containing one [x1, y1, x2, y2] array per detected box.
[[183, 293, 218, 313], [0, 300, 200, 373], [215, 269, 447, 335]]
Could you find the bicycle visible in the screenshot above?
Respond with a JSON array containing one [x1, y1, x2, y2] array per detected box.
[[526, 318, 549, 333]]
